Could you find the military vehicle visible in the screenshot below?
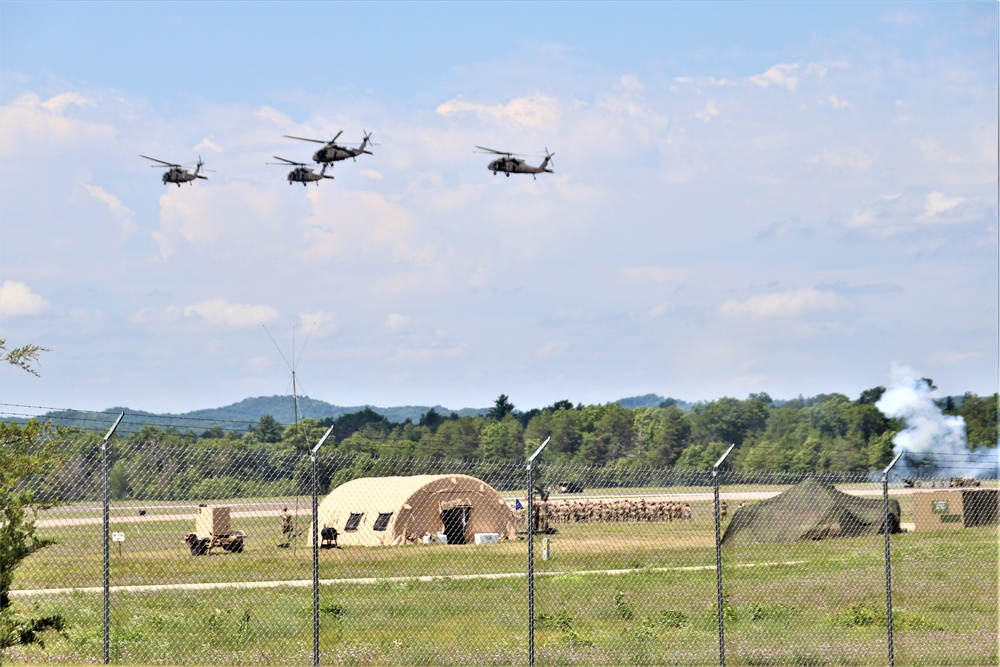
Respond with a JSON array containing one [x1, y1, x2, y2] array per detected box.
[[140, 155, 210, 187], [474, 146, 555, 179], [183, 505, 247, 555], [283, 130, 374, 167], [267, 156, 335, 186]]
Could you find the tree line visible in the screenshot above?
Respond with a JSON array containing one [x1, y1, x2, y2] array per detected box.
[[259, 389, 997, 471], [7, 387, 994, 503]]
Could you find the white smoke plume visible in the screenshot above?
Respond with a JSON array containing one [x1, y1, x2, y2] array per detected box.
[[875, 365, 998, 479]]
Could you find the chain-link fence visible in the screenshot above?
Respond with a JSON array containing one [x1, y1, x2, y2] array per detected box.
[[3, 428, 997, 666]]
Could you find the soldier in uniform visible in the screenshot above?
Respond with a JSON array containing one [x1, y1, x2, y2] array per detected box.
[[280, 507, 293, 545]]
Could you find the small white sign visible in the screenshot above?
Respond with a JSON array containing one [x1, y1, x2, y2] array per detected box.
[[111, 532, 125, 542]]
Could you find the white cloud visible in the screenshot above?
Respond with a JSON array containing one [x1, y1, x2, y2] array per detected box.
[[720, 289, 849, 318], [806, 147, 873, 171], [536, 341, 568, 358], [40, 92, 96, 112], [827, 95, 853, 110], [750, 62, 845, 92], [595, 75, 669, 134], [253, 106, 293, 126], [302, 189, 421, 269], [385, 313, 411, 330], [0, 280, 49, 316], [83, 184, 137, 234], [183, 298, 279, 328], [298, 310, 338, 337], [436, 94, 561, 129], [621, 266, 685, 283], [923, 191, 964, 217], [841, 190, 980, 236], [194, 137, 223, 154], [694, 100, 720, 122], [647, 303, 670, 318], [153, 183, 285, 260], [751, 64, 800, 91], [130, 305, 184, 327], [0, 92, 115, 155]]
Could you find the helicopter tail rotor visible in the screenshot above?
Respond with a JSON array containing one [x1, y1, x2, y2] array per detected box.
[[540, 148, 555, 172], [360, 130, 376, 155]]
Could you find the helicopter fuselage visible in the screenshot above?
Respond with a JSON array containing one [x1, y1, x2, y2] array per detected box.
[[488, 156, 554, 178], [312, 136, 372, 165], [162, 168, 200, 186], [287, 166, 333, 186], [314, 146, 358, 163]]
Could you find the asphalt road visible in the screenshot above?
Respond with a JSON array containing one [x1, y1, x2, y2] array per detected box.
[[35, 488, 919, 528]]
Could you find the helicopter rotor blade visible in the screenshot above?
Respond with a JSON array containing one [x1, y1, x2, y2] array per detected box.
[[474, 146, 536, 157], [474, 146, 510, 155], [283, 135, 328, 144], [330, 130, 344, 143], [140, 155, 179, 167], [268, 156, 305, 166]]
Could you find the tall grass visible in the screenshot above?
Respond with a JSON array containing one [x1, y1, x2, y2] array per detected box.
[[5, 494, 997, 665]]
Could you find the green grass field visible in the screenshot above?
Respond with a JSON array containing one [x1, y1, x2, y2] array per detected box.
[[5, 491, 997, 666]]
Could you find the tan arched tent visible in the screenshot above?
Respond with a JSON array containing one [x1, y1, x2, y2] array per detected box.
[[309, 474, 516, 547]]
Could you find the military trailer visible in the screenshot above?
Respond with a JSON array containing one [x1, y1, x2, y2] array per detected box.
[[183, 505, 247, 555], [912, 488, 999, 532]]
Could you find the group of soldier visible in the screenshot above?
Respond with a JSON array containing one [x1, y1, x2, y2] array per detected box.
[[516, 498, 696, 524]]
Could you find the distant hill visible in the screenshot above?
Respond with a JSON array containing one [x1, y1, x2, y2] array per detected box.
[[178, 395, 487, 427], [32, 397, 488, 436], [615, 394, 693, 411], [24, 394, 693, 436]]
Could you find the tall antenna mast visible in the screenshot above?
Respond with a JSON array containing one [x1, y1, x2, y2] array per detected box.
[[291, 326, 300, 428], [263, 323, 316, 434]]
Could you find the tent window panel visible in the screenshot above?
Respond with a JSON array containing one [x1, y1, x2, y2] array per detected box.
[[345, 512, 364, 532], [373, 512, 392, 531]]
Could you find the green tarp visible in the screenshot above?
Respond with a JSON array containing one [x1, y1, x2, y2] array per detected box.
[[721, 477, 900, 547]]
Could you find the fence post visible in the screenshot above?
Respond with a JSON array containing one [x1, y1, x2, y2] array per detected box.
[[101, 412, 124, 665], [310, 426, 333, 667], [526, 437, 550, 667], [883, 450, 903, 667], [712, 443, 735, 667]]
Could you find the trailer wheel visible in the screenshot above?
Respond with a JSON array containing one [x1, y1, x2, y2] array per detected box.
[[190, 539, 208, 556], [231, 538, 244, 553]]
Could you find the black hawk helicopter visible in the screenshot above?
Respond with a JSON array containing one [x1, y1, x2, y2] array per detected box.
[[140, 155, 209, 187], [267, 157, 335, 186], [282, 130, 374, 167], [475, 147, 554, 179]]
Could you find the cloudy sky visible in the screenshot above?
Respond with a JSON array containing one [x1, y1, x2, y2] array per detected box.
[[1, 2, 997, 416]]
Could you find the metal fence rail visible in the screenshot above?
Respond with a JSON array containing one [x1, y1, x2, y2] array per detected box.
[[3, 431, 997, 666]]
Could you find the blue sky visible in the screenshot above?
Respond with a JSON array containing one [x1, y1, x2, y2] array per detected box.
[[1, 2, 997, 415]]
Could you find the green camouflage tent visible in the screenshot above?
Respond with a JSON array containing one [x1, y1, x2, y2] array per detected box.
[[721, 477, 900, 547]]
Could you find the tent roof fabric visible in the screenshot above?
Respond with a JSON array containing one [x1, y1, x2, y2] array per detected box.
[[721, 477, 900, 547], [312, 474, 515, 547]]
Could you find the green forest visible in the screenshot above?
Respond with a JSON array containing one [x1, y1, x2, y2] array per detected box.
[[5, 386, 996, 504]]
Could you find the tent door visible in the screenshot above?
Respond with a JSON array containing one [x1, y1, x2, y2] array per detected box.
[[440, 506, 470, 545]]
